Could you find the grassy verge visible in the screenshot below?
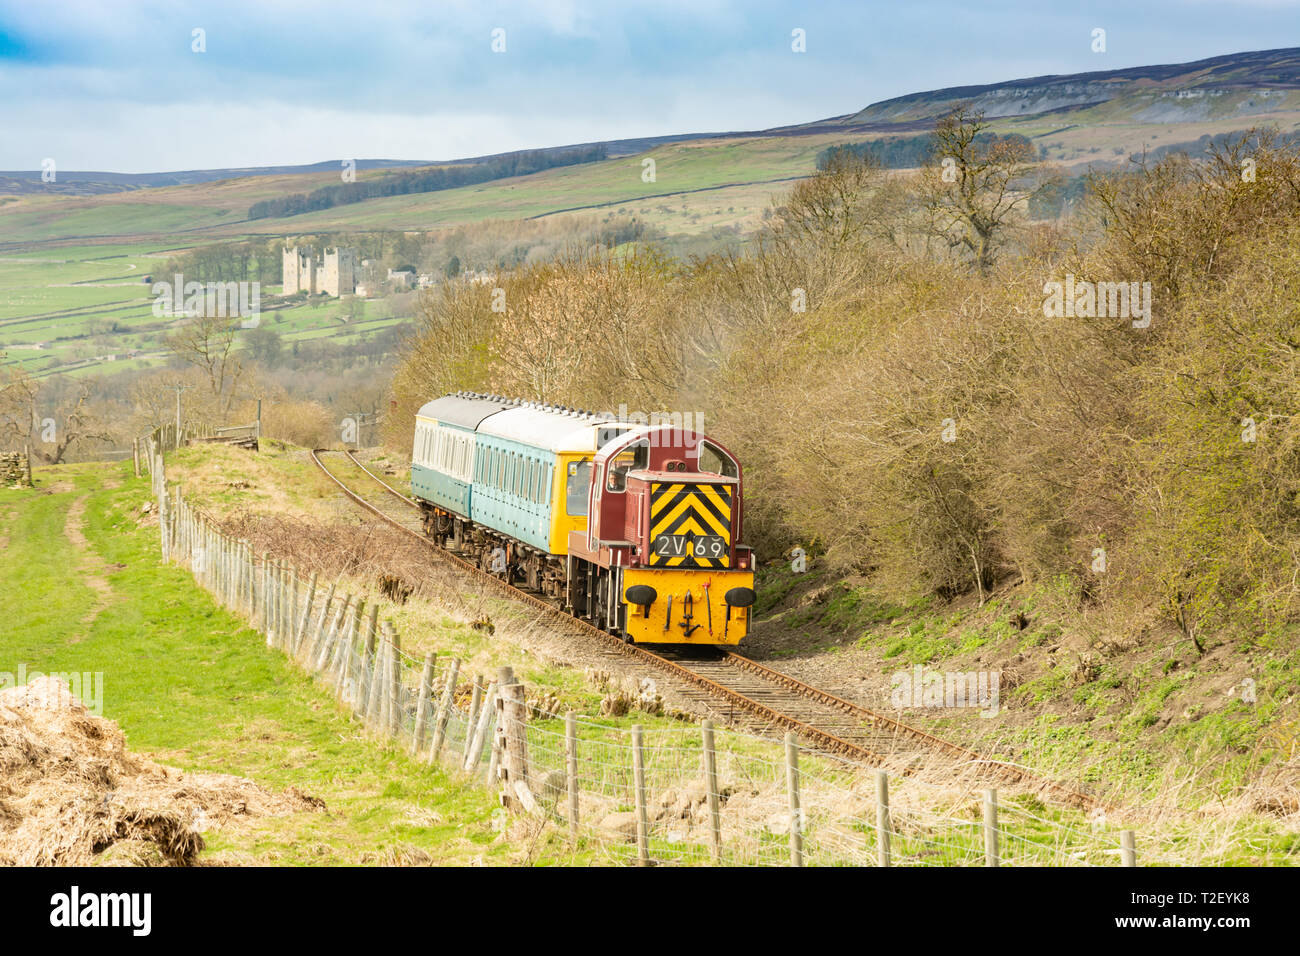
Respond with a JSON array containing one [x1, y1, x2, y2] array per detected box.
[[751, 561, 1300, 863], [0, 462, 568, 865]]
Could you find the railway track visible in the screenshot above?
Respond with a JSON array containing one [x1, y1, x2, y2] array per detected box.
[[311, 447, 1094, 808]]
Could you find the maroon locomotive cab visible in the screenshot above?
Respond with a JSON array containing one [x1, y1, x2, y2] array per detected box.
[[582, 425, 756, 644]]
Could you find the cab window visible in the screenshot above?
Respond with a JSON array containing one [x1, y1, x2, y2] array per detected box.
[[697, 440, 739, 479], [566, 460, 592, 516], [606, 440, 649, 492]]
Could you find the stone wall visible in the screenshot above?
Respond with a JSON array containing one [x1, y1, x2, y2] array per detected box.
[[1, 452, 31, 487]]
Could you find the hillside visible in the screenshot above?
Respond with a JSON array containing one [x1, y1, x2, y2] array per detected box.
[[5, 47, 1300, 418], [5, 48, 1299, 249], [843, 46, 1300, 124]]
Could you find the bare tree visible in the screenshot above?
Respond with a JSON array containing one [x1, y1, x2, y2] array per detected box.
[[0, 365, 39, 451], [166, 314, 246, 415], [919, 105, 1043, 272], [0, 368, 112, 462], [41, 385, 114, 464]]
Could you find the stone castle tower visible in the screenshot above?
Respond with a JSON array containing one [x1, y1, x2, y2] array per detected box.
[[320, 247, 356, 297], [282, 246, 317, 295], [282, 245, 355, 297]]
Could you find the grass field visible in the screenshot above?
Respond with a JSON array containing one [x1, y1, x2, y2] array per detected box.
[[4, 451, 1297, 864], [0, 239, 417, 381], [0, 462, 557, 865], [7, 98, 1299, 383], [0, 136, 828, 245]]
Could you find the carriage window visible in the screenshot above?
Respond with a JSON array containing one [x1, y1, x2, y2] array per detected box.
[[607, 440, 649, 492], [566, 460, 592, 516], [697, 440, 739, 478]]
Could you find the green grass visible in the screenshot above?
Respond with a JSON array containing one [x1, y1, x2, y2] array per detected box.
[[0, 239, 420, 380], [0, 462, 567, 865]]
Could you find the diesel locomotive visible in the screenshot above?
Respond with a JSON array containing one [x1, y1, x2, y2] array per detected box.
[[410, 392, 756, 644]]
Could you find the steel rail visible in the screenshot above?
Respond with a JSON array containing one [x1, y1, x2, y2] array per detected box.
[[311, 447, 1095, 808]]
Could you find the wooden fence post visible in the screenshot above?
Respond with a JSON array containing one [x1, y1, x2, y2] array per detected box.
[[267, 558, 279, 640], [266, 558, 277, 645], [464, 678, 497, 772], [279, 561, 290, 648], [565, 711, 579, 843], [984, 789, 999, 867], [308, 581, 336, 666], [272, 558, 282, 642], [356, 607, 378, 716], [876, 770, 892, 868], [218, 534, 227, 603], [786, 732, 803, 867], [487, 709, 503, 785], [257, 552, 269, 632], [631, 724, 650, 866], [428, 658, 460, 764], [365, 632, 387, 727], [463, 679, 483, 758], [334, 600, 361, 700], [241, 543, 252, 619], [159, 482, 170, 562], [318, 594, 350, 673], [498, 670, 533, 811], [412, 653, 436, 756], [387, 624, 403, 737], [703, 720, 722, 863], [294, 572, 318, 656], [242, 543, 253, 616], [286, 565, 298, 650], [1121, 830, 1137, 867]]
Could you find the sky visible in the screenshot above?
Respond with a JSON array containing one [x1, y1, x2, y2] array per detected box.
[[0, 0, 1296, 172]]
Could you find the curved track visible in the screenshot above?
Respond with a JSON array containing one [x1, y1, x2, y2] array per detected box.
[[311, 448, 1094, 808]]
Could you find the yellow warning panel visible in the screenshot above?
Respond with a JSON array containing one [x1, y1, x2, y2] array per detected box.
[[648, 482, 732, 568], [622, 567, 754, 645]]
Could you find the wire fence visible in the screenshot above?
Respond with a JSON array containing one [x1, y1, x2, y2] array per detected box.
[[142, 443, 1159, 867]]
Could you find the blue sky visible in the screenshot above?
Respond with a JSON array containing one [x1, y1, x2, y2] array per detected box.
[[0, 0, 1295, 172]]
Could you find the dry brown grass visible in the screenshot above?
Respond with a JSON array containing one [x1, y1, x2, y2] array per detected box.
[[0, 676, 322, 866]]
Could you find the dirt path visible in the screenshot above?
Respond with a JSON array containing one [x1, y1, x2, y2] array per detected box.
[[63, 494, 117, 638]]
